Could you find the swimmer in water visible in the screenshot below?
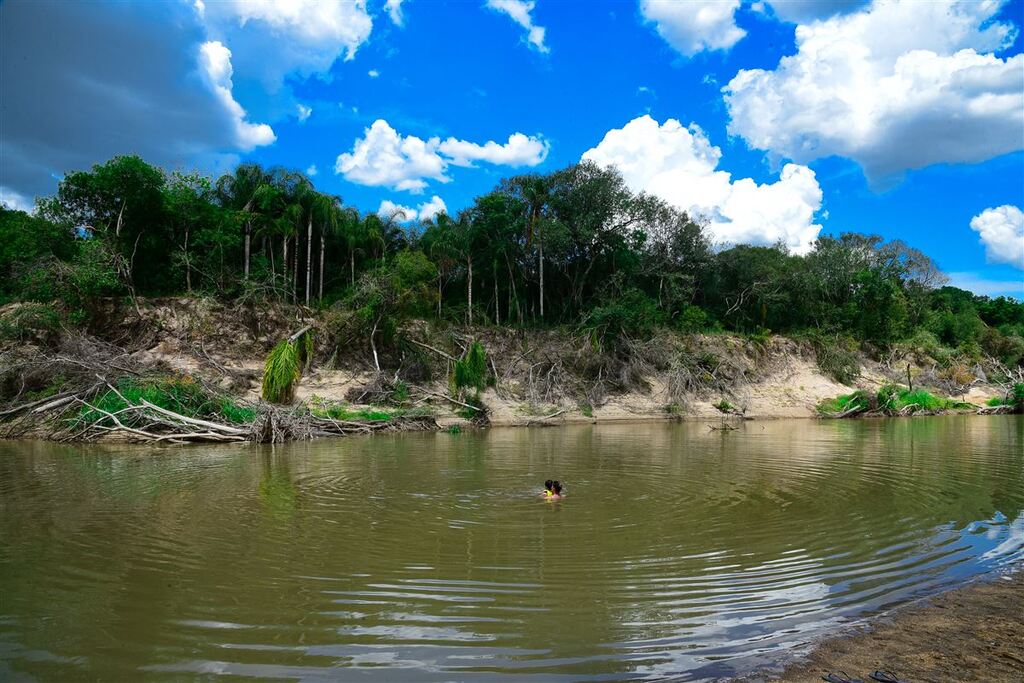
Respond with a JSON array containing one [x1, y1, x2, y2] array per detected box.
[[542, 480, 564, 500]]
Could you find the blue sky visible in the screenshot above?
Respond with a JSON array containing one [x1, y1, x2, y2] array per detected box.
[[2, 0, 1022, 295]]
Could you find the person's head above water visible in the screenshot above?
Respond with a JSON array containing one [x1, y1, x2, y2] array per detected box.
[[551, 481, 562, 495], [544, 479, 554, 492]]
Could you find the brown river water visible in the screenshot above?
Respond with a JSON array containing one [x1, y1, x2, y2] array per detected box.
[[1, 415, 1022, 681]]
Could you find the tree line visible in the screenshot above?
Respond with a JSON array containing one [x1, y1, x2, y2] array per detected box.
[[1, 154, 1022, 367]]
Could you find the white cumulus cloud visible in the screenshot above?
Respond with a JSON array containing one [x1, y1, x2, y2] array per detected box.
[[640, 0, 745, 57], [196, 0, 374, 86], [970, 205, 1024, 270], [724, 0, 1024, 183], [766, 0, 866, 23], [582, 115, 823, 254], [336, 119, 547, 193], [197, 41, 275, 150], [486, 0, 549, 53], [439, 132, 549, 167], [385, 0, 405, 27], [306, 164, 318, 177], [378, 195, 447, 223], [1, 186, 35, 213]]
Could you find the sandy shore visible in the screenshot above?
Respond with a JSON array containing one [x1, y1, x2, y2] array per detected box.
[[735, 569, 1024, 683]]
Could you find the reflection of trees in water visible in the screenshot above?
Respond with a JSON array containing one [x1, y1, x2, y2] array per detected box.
[[258, 450, 298, 519], [2, 417, 1023, 679]]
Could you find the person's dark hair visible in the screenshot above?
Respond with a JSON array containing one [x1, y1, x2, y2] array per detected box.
[[544, 479, 553, 491], [552, 480, 562, 494]]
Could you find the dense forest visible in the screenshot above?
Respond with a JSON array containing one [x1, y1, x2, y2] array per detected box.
[[2, 154, 1023, 371]]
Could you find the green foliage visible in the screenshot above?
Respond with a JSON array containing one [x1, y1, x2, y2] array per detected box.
[[0, 303, 62, 343], [579, 402, 594, 418], [79, 376, 251, 425], [713, 399, 735, 413], [675, 304, 708, 333], [989, 384, 1024, 411], [446, 424, 462, 434], [261, 330, 314, 404], [813, 334, 861, 385], [453, 341, 488, 393], [817, 390, 871, 415], [6, 153, 1024, 370], [586, 289, 664, 345]]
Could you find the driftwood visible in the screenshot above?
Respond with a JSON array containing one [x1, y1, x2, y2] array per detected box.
[[410, 385, 482, 412], [526, 408, 566, 425], [408, 338, 458, 362], [977, 404, 1014, 415]]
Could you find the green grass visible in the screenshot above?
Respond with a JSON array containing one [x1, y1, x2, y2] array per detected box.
[[817, 389, 871, 415], [79, 376, 254, 425], [579, 402, 593, 418], [877, 384, 972, 413], [818, 385, 974, 416]]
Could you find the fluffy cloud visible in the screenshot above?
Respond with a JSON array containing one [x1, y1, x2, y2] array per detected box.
[[196, 0, 374, 87], [486, 0, 549, 53], [582, 115, 823, 253], [766, 0, 867, 23], [970, 205, 1024, 270], [335, 120, 449, 193], [296, 104, 312, 122], [335, 120, 547, 193], [306, 164, 318, 177], [725, 0, 1024, 182], [640, 0, 745, 56], [0, 1, 264, 200], [378, 195, 448, 223], [385, 0, 405, 27], [0, 187, 35, 213], [439, 133, 549, 167], [198, 42, 276, 150]]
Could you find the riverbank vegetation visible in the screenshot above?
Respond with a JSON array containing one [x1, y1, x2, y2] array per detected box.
[[2, 154, 1023, 438]]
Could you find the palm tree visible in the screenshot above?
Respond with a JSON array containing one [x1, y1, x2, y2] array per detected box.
[[215, 163, 273, 279], [504, 173, 551, 319]]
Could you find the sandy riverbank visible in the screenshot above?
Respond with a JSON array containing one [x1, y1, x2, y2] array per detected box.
[[735, 569, 1024, 683]]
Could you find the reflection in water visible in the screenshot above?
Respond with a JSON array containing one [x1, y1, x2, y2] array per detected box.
[[0, 415, 1022, 681]]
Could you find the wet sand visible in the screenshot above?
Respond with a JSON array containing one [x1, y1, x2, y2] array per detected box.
[[738, 569, 1024, 682]]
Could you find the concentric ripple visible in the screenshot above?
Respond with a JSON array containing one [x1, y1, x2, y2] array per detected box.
[[1, 415, 1022, 681]]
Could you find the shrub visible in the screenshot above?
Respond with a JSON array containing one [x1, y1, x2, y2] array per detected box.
[[0, 303, 61, 343], [675, 304, 708, 333], [817, 390, 871, 415], [713, 399, 735, 413], [586, 289, 664, 345], [812, 334, 861, 385], [262, 330, 314, 404], [453, 341, 488, 393]]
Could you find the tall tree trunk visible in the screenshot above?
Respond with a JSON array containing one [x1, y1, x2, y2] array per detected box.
[[293, 233, 299, 304], [437, 273, 443, 317], [467, 257, 473, 326], [319, 231, 325, 302], [505, 252, 521, 325], [350, 249, 355, 287], [244, 221, 251, 279], [282, 236, 289, 290], [538, 237, 544, 320], [305, 216, 313, 305]]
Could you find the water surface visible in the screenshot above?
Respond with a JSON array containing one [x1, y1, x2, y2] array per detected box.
[[1, 416, 1022, 681]]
